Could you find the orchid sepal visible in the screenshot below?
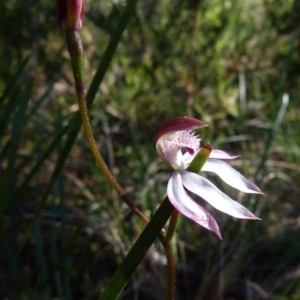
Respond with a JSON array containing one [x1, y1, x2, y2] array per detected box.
[[168, 171, 222, 239], [201, 159, 264, 194], [181, 171, 261, 220]]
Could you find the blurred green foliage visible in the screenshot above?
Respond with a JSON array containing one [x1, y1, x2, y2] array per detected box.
[[1, 0, 300, 299]]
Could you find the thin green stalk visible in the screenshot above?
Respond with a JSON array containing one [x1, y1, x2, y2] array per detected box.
[[255, 93, 289, 182], [163, 239, 176, 300], [65, 28, 176, 300], [37, 0, 140, 215], [99, 198, 175, 300], [166, 210, 180, 242], [254, 28, 296, 183], [65, 29, 151, 225]]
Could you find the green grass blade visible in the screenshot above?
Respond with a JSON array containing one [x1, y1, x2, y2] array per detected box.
[[274, 93, 289, 130], [57, 175, 72, 300], [255, 93, 290, 181], [0, 85, 24, 140], [41, 221, 85, 290], [13, 122, 70, 200], [49, 191, 63, 298], [99, 198, 174, 300], [0, 55, 30, 105], [33, 217, 50, 297], [3, 80, 34, 200], [27, 82, 55, 119], [1, 80, 33, 290]]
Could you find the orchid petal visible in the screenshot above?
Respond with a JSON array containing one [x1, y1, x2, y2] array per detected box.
[[167, 171, 221, 238], [202, 159, 263, 194], [183, 149, 238, 166], [181, 171, 260, 220], [210, 149, 240, 160]]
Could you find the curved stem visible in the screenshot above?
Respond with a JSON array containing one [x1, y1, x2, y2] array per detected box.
[[99, 197, 175, 300], [65, 30, 176, 299], [65, 30, 149, 225]]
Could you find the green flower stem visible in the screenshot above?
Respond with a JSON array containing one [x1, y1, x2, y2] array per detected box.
[[37, 0, 140, 213], [66, 29, 176, 299], [65, 30, 150, 225], [166, 209, 180, 242], [66, 31, 176, 298], [99, 197, 175, 300], [163, 238, 176, 300], [65, 31, 85, 95], [3, 0, 147, 293]]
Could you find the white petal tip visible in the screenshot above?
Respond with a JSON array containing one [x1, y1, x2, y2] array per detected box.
[[240, 214, 261, 221], [249, 185, 264, 195]]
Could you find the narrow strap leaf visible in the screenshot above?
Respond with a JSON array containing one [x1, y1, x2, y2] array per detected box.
[[99, 198, 174, 300]]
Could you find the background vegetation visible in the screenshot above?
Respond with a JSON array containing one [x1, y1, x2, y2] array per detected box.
[[1, 0, 300, 299]]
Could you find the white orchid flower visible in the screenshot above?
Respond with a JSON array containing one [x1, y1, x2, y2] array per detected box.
[[155, 116, 263, 239]]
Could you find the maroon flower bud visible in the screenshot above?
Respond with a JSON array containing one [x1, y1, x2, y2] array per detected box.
[[57, 0, 84, 31]]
